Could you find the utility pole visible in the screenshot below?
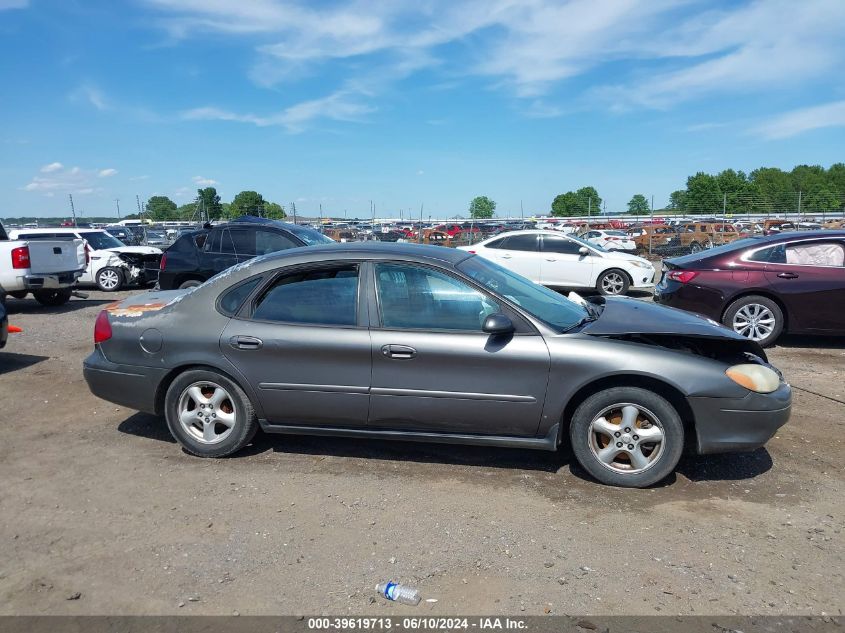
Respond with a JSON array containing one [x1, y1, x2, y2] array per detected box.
[[418, 203, 424, 244], [114, 198, 121, 219], [291, 201, 297, 225], [319, 203, 323, 232], [797, 190, 802, 222], [723, 193, 727, 218], [520, 199, 524, 222], [68, 194, 77, 227], [136, 195, 143, 221]]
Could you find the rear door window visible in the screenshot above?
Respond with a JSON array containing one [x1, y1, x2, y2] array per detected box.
[[252, 264, 359, 326]]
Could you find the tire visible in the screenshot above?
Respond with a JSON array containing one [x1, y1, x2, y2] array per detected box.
[[164, 369, 258, 458], [33, 288, 72, 307], [178, 279, 203, 290], [689, 241, 702, 253], [9, 291, 28, 300], [569, 386, 684, 488], [96, 267, 124, 292], [596, 268, 630, 296], [722, 295, 784, 348]]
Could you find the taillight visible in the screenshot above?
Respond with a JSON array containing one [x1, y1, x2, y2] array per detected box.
[[159, 252, 167, 271], [94, 310, 112, 344], [11, 246, 30, 269], [467, 250, 476, 254], [667, 270, 699, 284]]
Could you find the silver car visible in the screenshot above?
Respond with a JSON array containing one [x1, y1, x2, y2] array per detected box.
[[83, 243, 791, 487]]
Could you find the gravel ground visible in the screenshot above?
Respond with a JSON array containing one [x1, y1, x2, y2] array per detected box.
[[0, 289, 843, 616]]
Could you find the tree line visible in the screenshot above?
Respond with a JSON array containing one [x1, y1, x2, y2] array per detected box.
[[142, 188, 286, 222]]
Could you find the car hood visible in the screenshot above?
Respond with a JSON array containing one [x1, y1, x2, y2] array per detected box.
[[106, 246, 162, 255], [598, 251, 651, 265], [581, 296, 764, 355]]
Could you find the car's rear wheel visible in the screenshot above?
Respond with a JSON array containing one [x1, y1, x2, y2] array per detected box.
[[96, 266, 124, 292], [164, 369, 258, 457], [569, 387, 684, 487], [689, 241, 702, 253], [178, 279, 203, 290], [596, 269, 630, 296], [32, 288, 72, 306], [722, 295, 783, 347]]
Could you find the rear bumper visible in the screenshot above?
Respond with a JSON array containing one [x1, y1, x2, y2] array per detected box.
[[0, 315, 7, 349], [22, 271, 81, 290], [689, 383, 792, 454], [653, 279, 724, 321], [83, 347, 167, 415]]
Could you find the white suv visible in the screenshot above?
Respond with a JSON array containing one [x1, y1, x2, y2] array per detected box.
[[458, 230, 656, 296], [9, 228, 162, 291]]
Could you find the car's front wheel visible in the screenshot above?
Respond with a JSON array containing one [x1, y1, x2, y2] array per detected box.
[[722, 295, 783, 347], [596, 268, 630, 296], [164, 369, 258, 457], [96, 267, 124, 292], [569, 387, 684, 487]]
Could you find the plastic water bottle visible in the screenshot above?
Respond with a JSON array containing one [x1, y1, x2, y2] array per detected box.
[[376, 581, 421, 606]]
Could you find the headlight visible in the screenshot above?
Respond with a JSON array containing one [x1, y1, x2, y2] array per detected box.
[[725, 364, 781, 393], [630, 260, 651, 269]]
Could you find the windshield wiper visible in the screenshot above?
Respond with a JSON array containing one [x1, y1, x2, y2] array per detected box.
[[562, 314, 598, 333]]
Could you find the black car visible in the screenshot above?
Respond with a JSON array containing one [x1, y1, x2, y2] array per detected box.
[[157, 216, 334, 290]]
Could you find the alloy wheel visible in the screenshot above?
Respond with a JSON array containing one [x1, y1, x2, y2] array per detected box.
[[177, 381, 237, 444], [98, 269, 120, 290], [588, 403, 665, 474], [601, 272, 625, 294], [732, 303, 775, 341]]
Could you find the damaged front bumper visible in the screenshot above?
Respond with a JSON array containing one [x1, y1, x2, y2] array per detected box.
[[690, 382, 792, 454]]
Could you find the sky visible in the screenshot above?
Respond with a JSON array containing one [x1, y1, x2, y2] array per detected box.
[[1, 0, 844, 219]]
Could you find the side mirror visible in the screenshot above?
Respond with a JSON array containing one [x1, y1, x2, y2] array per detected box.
[[578, 246, 590, 256], [482, 313, 514, 335]]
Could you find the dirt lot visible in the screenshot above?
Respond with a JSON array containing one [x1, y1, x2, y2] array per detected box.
[[0, 290, 843, 616]]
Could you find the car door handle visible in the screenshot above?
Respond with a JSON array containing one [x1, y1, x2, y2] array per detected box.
[[545, 258, 557, 262], [777, 272, 799, 279], [229, 335, 263, 350], [381, 344, 416, 360], [500, 254, 512, 259]]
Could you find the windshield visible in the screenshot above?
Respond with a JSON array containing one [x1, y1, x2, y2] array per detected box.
[[457, 256, 589, 332], [80, 231, 126, 250], [568, 233, 607, 252], [606, 230, 626, 236], [288, 224, 335, 246]]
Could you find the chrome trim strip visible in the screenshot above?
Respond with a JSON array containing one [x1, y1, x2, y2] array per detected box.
[[259, 382, 369, 395], [371, 387, 535, 403]]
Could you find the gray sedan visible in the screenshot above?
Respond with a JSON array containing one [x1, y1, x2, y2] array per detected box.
[[83, 243, 791, 487]]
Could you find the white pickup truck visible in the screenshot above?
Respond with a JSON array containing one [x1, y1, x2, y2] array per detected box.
[[0, 220, 87, 307]]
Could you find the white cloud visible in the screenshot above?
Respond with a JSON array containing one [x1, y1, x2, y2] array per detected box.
[[0, 0, 28, 9], [70, 84, 109, 111], [98, 168, 118, 178], [192, 176, 217, 186], [752, 101, 845, 140], [22, 164, 107, 195], [182, 89, 375, 133], [147, 0, 845, 124]]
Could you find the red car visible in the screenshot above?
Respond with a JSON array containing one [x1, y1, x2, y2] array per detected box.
[[654, 230, 845, 347], [434, 223, 481, 237]]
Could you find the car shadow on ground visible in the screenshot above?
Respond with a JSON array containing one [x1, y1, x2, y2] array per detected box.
[[118, 412, 773, 483], [0, 352, 49, 375], [4, 297, 114, 315], [775, 334, 845, 349]]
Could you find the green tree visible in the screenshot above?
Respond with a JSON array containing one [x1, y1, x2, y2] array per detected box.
[[264, 202, 286, 219], [668, 190, 687, 211], [468, 195, 496, 218], [575, 186, 602, 215], [197, 187, 223, 220], [231, 190, 266, 217], [685, 172, 722, 213], [627, 194, 650, 215], [749, 167, 795, 212], [175, 202, 198, 221], [551, 186, 602, 217], [145, 195, 177, 221], [803, 188, 840, 211]]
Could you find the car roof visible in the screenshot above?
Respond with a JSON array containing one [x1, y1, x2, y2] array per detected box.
[[260, 240, 474, 265], [10, 227, 105, 234]]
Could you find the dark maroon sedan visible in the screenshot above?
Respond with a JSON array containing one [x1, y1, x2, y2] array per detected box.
[[654, 230, 845, 347]]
